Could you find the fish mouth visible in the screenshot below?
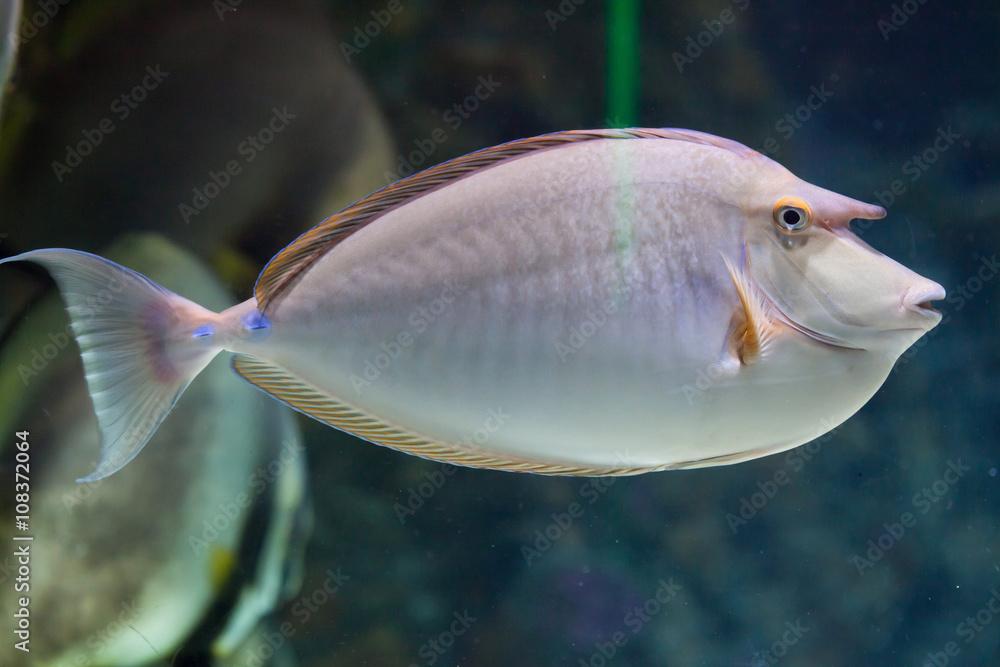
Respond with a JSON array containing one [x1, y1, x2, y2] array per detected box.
[[903, 284, 946, 322]]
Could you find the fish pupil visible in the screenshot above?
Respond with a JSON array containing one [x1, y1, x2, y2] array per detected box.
[[782, 209, 801, 227]]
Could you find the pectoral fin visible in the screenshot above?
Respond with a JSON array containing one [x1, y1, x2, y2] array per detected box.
[[722, 254, 775, 366]]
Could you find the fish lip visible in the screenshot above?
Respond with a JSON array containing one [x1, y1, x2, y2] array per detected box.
[[902, 284, 946, 321]]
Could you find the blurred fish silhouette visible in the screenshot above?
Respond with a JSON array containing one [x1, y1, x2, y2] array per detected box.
[[1, 128, 946, 482], [0, 0, 393, 261], [0, 0, 18, 112]]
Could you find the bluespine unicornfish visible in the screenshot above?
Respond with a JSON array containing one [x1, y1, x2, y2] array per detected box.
[[1, 128, 945, 482]]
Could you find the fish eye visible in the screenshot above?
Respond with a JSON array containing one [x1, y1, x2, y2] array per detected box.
[[772, 197, 811, 233]]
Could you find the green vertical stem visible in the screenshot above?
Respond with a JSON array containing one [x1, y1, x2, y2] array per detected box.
[[606, 0, 640, 127]]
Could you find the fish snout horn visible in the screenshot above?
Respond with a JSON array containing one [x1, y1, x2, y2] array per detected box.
[[812, 186, 887, 227]]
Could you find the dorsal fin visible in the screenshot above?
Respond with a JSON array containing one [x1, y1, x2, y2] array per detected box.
[[253, 127, 757, 312]]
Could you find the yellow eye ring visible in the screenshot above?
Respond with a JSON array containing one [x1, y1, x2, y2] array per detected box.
[[772, 197, 812, 233]]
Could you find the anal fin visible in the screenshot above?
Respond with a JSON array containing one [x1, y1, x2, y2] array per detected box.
[[230, 354, 657, 476], [231, 354, 434, 452]]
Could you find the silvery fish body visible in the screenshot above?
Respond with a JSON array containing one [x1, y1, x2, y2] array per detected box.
[[0, 129, 945, 481]]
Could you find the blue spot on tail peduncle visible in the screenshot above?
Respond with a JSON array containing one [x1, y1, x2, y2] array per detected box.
[[242, 310, 271, 332], [192, 324, 215, 339]]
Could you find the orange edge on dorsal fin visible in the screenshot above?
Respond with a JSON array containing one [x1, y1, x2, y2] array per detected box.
[[253, 128, 758, 313]]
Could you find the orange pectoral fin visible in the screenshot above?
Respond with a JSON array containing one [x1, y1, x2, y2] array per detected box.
[[721, 254, 775, 366]]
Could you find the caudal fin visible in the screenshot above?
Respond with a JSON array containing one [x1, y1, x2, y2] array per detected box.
[[1, 249, 223, 482]]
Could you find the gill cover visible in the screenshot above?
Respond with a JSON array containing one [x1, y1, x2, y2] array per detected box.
[[744, 185, 937, 351]]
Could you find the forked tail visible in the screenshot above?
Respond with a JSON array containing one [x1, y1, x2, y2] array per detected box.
[[1, 249, 225, 482]]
